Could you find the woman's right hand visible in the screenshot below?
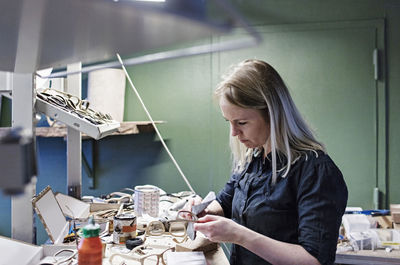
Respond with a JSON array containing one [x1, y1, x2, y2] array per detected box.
[[194, 214, 243, 243]]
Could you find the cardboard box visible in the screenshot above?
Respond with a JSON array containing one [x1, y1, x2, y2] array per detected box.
[[32, 186, 71, 244], [372, 215, 393, 229], [390, 204, 400, 223], [32, 186, 90, 244]]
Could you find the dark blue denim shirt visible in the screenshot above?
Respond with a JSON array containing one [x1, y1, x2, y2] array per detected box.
[[216, 150, 348, 265]]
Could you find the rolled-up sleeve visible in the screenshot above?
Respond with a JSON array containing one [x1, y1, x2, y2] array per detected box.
[[296, 158, 348, 265]]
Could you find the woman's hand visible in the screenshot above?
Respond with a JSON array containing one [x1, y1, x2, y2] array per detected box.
[[194, 215, 243, 243], [184, 195, 203, 212], [183, 195, 210, 218], [195, 215, 321, 265]]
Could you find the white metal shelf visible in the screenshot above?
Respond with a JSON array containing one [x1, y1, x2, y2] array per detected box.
[[35, 121, 165, 138], [35, 98, 120, 140]]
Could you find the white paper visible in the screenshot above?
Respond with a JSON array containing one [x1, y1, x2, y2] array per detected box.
[[0, 236, 42, 265], [88, 68, 126, 122], [345, 206, 363, 212], [166, 252, 207, 265], [36, 68, 53, 90], [56, 192, 90, 219]]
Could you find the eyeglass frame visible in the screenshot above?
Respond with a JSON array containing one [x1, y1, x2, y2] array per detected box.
[[145, 220, 188, 244], [40, 248, 77, 265], [175, 210, 199, 223], [144, 210, 198, 243], [109, 244, 174, 265], [41, 88, 89, 111], [36, 88, 113, 125]]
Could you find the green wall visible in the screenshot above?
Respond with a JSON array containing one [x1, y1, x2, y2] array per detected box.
[[386, 3, 400, 207], [124, 48, 224, 195], [123, 0, 400, 207], [0, 96, 11, 127]]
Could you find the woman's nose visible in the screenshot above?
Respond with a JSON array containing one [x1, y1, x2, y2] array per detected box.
[[231, 124, 240, 136]]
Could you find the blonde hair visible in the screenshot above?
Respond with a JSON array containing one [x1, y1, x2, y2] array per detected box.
[[215, 59, 326, 185]]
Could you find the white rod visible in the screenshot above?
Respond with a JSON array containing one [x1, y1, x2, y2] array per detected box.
[[116, 53, 196, 194], [43, 37, 259, 79]]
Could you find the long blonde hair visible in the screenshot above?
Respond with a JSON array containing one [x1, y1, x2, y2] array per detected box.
[[215, 59, 325, 185]]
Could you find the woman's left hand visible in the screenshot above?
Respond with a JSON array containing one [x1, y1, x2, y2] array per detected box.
[[193, 215, 243, 243]]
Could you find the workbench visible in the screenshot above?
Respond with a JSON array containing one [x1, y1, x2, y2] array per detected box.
[[335, 249, 400, 265]]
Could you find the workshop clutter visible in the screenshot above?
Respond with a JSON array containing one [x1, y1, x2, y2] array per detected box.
[[29, 185, 219, 264], [109, 243, 175, 265], [391, 204, 400, 226], [338, 208, 400, 253]]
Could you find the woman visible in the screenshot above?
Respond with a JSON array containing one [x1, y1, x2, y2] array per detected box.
[[192, 59, 348, 265]]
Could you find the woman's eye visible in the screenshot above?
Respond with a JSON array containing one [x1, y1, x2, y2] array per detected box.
[[238, 122, 247, 125]]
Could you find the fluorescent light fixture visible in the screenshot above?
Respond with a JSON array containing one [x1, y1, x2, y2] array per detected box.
[[114, 0, 165, 2], [131, 0, 166, 2]]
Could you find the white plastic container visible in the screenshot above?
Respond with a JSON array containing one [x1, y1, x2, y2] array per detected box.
[[134, 185, 160, 217], [370, 229, 400, 249], [342, 214, 372, 234]]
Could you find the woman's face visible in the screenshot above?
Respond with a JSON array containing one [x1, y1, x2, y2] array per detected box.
[[219, 96, 269, 149]]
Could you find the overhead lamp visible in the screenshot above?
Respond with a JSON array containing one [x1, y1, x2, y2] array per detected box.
[[114, 0, 165, 2]]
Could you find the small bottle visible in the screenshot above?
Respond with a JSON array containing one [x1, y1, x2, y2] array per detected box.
[[78, 216, 102, 265]]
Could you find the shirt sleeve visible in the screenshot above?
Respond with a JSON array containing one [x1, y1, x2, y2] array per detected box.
[[296, 155, 348, 265], [216, 171, 241, 219]]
